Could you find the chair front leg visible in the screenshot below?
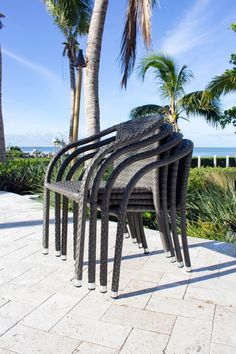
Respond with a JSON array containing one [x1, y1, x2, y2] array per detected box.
[[61, 196, 68, 260], [55, 193, 61, 257], [88, 200, 98, 289], [42, 188, 50, 254], [100, 207, 110, 293], [111, 210, 127, 298], [73, 201, 79, 260], [180, 206, 191, 271]]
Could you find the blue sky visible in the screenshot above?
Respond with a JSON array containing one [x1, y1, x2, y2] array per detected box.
[[1, 0, 236, 147]]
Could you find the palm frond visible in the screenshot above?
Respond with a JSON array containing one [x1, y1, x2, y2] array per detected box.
[[44, 0, 92, 35], [207, 69, 236, 96], [120, 0, 156, 88], [176, 65, 193, 97], [137, 53, 191, 101], [130, 104, 164, 119], [0, 13, 5, 29], [178, 90, 222, 127]]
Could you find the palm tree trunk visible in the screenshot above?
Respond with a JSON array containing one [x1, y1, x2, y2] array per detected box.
[[73, 67, 83, 141], [84, 0, 109, 137], [69, 59, 76, 142], [0, 46, 6, 163]]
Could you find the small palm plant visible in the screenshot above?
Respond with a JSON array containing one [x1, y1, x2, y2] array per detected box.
[[130, 53, 222, 132]]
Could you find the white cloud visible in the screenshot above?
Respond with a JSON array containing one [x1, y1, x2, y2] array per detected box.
[[2, 48, 61, 82], [161, 0, 212, 55]]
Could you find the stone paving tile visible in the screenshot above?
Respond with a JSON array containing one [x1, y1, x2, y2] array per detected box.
[[1, 192, 236, 354], [147, 294, 215, 321], [210, 342, 236, 354], [116, 279, 158, 309], [51, 314, 131, 349], [185, 285, 236, 308], [0, 348, 18, 354], [67, 290, 114, 321], [74, 342, 117, 354], [101, 303, 175, 334], [0, 300, 35, 336], [120, 328, 169, 354], [22, 293, 83, 331], [212, 306, 236, 347], [165, 317, 212, 354], [153, 270, 191, 299], [0, 298, 10, 309], [0, 324, 80, 354], [0, 282, 55, 306]]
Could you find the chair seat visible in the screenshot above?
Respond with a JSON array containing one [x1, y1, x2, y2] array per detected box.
[[45, 180, 153, 202]]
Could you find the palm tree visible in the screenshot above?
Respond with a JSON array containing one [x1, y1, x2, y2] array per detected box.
[[84, 0, 157, 137], [44, 0, 92, 142], [130, 53, 222, 132], [0, 13, 6, 163], [207, 23, 236, 129]]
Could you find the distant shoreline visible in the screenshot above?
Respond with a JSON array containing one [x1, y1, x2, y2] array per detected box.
[[18, 146, 236, 157]]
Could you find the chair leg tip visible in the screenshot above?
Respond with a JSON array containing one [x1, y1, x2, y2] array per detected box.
[[178, 261, 184, 268], [100, 286, 107, 293], [74, 279, 82, 287], [186, 266, 192, 272], [88, 283, 96, 290], [61, 255, 67, 261], [138, 243, 143, 249], [55, 251, 61, 257], [132, 238, 137, 244], [42, 248, 48, 255], [165, 251, 171, 258], [111, 291, 118, 299], [144, 248, 149, 254], [170, 256, 176, 263]]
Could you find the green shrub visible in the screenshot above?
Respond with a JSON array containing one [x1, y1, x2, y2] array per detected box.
[[191, 156, 236, 168], [0, 158, 50, 195]]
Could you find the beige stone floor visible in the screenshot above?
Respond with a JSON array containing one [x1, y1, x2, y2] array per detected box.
[[0, 191, 236, 354]]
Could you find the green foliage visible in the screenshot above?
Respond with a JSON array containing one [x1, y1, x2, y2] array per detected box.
[[0, 158, 50, 195], [6, 149, 24, 158], [143, 168, 236, 243], [187, 169, 236, 242]]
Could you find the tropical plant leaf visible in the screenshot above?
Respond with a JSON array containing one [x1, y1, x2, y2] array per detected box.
[[120, 0, 156, 88], [178, 90, 222, 127], [207, 69, 236, 97], [130, 104, 164, 119]]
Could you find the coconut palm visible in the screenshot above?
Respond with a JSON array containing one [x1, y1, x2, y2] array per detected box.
[[206, 23, 236, 129], [0, 13, 6, 163], [207, 22, 236, 97], [130, 53, 222, 132], [84, 0, 157, 137], [44, 0, 92, 142]]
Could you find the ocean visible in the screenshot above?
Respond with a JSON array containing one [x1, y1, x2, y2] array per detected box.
[[20, 146, 236, 157]]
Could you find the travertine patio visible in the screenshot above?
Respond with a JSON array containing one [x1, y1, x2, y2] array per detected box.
[[0, 191, 236, 354]]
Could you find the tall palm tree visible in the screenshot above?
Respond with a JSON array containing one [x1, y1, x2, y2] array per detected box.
[[84, 0, 157, 137], [207, 22, 236, 129], [44, 0, 92, 142], [130, 53, 222, 132], [207, 22, 236, 97], [0, 13, 6, 163]]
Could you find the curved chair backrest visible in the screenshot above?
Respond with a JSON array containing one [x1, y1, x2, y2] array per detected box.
[[45, 115, 164, 184]]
